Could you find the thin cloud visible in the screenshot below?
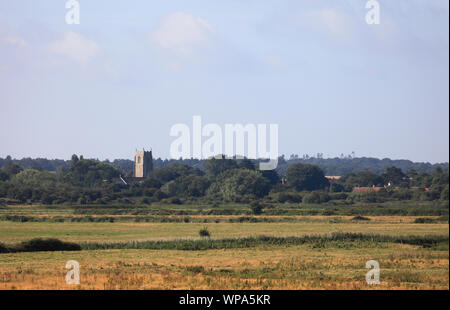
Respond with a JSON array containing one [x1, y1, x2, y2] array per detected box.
[[150, 12, 213, 54], [49, 32, 100, 65], [1, 36, 28, 48], [300, 8, 357, 42]]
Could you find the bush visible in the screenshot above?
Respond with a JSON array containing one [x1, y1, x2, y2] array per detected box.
[[154, 190, 167, 201], [303, 192, 329, 204], [0, 243, 9, 253], [277, 192, 302, 203], [352, 215, 371, 221], [328, 192, 348, 200], [199, 227, 211, 238], [414, 217, 437, 224], [170, 197, 183, 205], [250, 201, 264, 215], [185, 266, 205, 274], [13, 238, 81, 252]]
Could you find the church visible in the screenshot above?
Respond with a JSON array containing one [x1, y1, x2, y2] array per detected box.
[[134, 148, 153, 178]]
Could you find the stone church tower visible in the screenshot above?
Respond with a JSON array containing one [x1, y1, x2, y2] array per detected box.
[[135, 148, 153, 178]]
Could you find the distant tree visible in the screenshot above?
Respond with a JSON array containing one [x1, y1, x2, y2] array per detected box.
[[150, 162, 202, 183], [173, 175, 210, 197], [382, 166, 406, 186], [261, 169, 281, 185], [286, 164, 329, 191], [3, 162, 23, 176], [208, 169, 270, 201], [339, 171, 384, 188], [204, 156, 238, 177], [71, 154, 79, 166], [239, 158, 255, 170], [0, 170, 9, 182], [65, 158, 120, 186], [441, 185, 449, 201], [12, 169, 57, 187], [142, 177, 162, 189]]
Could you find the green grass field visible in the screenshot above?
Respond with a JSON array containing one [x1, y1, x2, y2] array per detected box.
[[0, 219, 447, 243]]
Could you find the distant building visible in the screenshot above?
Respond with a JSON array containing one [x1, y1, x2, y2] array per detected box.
[[134, 148, 153, 178], [325, 176, 341, 183]]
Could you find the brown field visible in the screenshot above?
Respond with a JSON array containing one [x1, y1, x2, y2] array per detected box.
[[0, 244, 448, 290]]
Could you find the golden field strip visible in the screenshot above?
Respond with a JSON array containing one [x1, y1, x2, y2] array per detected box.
[[0, 215, 448, 290]]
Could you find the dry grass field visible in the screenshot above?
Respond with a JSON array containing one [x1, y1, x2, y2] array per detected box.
[[0, 243, 447, 290]]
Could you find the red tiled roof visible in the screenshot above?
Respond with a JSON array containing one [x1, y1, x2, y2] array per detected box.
[[352, 186, 383, 193]]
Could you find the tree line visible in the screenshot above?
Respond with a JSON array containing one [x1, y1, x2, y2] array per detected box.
[[0, 155, 447, 175], [0, 155, 448, 206]]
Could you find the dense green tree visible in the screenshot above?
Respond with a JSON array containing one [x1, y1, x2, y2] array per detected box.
[[12, 169, 57, 187], [286, 164, 329, 191], [208, 169, 270, 201], [65, 158, 120, 186], [261, 169, 281, 185], [0, 170, 8, 181], [3, 162, 23, 176], [239, 158, 255, 170], [441, 184, 449, 201], [204, 156, 238, 177], [382, 166, 406, 186], [339, 171, 384, 189], [174, 175, 210, 197], [142, 177, 162, 189], [150, 162, 202, 183]]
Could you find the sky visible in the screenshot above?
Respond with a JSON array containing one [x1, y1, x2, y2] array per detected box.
[[0, 0, 448, 163]]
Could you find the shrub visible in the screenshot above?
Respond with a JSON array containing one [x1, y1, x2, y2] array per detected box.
[[277, 192, 302, 203], [0, 243, 9, 253], [414, 217, 437, 224], [170, 197, 183, 205], [250, 201, 264, 215], [328, 192, 348, 200], [80, 233, 449, 251], [303, 192, 329, 204], [13, 238, 81, 252], [154, 190, 167, 201], [199, 227, 211, 238], [185, 266, 205, 274], [352, 215, 371, 221]]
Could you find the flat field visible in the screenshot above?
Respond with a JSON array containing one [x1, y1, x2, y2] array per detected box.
[[0, 203, 448, 290]]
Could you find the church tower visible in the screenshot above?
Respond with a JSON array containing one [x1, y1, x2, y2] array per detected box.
[[135, 148, 153, 178]]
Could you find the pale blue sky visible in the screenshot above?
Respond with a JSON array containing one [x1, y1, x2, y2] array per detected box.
[[0, 0, 448, 163]]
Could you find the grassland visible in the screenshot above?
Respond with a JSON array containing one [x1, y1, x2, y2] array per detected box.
[[0, 202, 448, 290], [0, 219, 448, 244], [0, 243, 447, 290]]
